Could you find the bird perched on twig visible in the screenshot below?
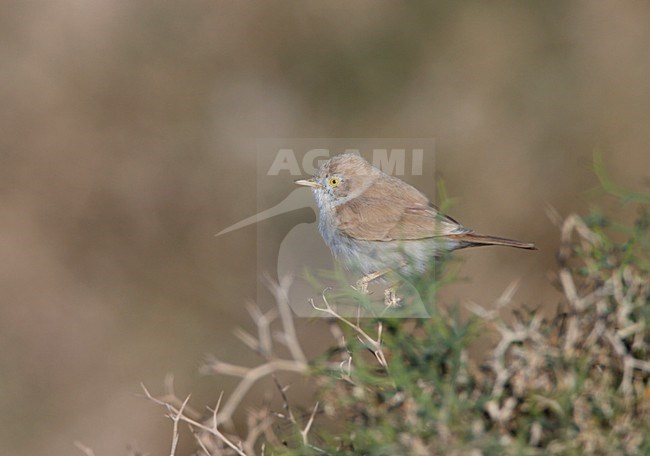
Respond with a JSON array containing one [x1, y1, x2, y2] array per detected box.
[[296, 153, 536, 306]]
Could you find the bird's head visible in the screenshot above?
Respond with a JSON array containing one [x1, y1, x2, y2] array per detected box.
[[295, 153, 379, 208]]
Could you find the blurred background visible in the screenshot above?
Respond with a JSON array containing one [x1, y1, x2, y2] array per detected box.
[[2, 1, 649, 454]]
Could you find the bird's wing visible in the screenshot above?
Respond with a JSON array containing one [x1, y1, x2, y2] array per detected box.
[[388, 204, 468, 240], [334, 176, 467, 241]]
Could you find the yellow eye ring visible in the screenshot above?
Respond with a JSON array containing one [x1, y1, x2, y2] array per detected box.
[[328, 177, 340, 187]]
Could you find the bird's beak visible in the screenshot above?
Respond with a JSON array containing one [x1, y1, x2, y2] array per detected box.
[[294, 178, 323, 189]]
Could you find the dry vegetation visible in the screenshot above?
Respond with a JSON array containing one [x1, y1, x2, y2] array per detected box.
[[6, 4, 650, 454], [138, 187, 650, 455]]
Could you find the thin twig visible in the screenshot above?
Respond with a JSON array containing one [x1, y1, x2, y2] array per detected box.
[[300, 402, 320, 446], [169, 394, 191, 456], [264, 274, 307, 365], [203, 359, 308, 424], [141, 383, 247, 456], [311, 291, 387, 368]]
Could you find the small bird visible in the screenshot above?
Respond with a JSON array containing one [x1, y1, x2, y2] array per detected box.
[[295, 153, 536, 305]]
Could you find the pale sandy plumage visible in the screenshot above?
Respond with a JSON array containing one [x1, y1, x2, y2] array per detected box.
[[296, 153, 535, 277]]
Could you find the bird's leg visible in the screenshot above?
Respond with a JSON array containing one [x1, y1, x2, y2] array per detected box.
[[384, 286, 403, 308], [381, 260, 408, 307], [353, 269, 391, 295]]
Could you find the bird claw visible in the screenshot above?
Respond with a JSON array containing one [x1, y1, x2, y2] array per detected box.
[[352, 278, 371, 295], [384, 288, 402, 308], [353, 272, 402, 308], [353, 269, 391, 296]]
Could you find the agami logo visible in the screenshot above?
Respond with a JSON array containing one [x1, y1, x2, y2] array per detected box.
[[217, 139, 435, 318]]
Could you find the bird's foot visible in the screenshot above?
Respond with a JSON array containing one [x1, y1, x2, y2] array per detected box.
[[384, 287, 402, 308], [352, 269, 391, 295], [352, 277, 371, 295]]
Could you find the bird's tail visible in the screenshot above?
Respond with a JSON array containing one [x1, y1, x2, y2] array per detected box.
[[449, 232, 537, 250]]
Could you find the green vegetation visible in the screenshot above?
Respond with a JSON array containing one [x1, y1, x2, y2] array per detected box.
[[146, 168, 650, 455]]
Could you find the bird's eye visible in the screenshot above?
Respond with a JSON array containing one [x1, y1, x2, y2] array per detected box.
[[328, 177, 340, 187]]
